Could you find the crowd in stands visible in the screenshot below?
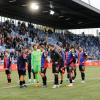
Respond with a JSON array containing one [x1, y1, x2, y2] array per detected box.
[[57, 32, 100, 60], [0, 20, 100, 61]]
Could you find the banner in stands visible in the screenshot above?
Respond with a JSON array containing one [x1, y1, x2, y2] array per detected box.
[[0, 60, 100, 71]]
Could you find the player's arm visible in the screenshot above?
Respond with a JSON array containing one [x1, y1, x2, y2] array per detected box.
[[56, 51, 61, 63], [17, 57, 20, 68], [31, 52, 34, 69], [9, 57, 12, 70], [84, 52, 94, 60], [87, 55, 94, 59]]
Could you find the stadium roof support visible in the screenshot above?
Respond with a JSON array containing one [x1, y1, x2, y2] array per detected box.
[[0, 0, 100, 29]]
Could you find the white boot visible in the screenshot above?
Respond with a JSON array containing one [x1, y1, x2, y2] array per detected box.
[[33, 79, 36, 83], [81, 81, 85, 83], [68, 83, 73, 87], [72, 80, 75, 83], [28, 79, 31, 83], [52, 85, 57, 89]]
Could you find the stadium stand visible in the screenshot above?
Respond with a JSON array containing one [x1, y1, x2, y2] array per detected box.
[[0, 0, 100, 71], [0, 20, 99, 61]]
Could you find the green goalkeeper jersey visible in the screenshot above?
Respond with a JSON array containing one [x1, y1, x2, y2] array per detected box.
[[31, 49, 42, 70]]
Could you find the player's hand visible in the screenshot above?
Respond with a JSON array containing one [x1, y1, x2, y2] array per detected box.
[[5, 68, 8, 70], [56, 67, 59, 71], [60, 68, 65, 74], [61, 67, 64, 71], [62, 69, 65, 74], [41, 67, 44, 72], [55, 62, 58, 64], [69, 67, 72, 70], [82, 66, 85, 71]]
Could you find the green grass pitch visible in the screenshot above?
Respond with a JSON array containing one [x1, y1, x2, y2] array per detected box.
[[0, 66, 100, 100]]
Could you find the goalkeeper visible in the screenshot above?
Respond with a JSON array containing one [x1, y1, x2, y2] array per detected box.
[[31, 44, 42, 85]]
